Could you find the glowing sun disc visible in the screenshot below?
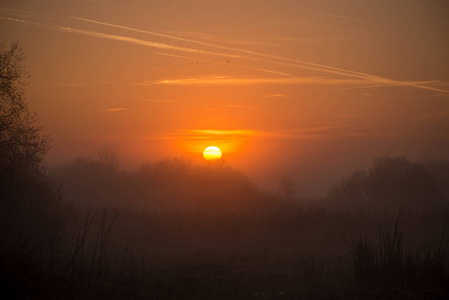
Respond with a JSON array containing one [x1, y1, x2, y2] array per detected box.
[[203, 146, 222, 160]]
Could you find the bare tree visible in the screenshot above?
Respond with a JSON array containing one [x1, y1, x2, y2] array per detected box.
[[0, 42, 49, 170], [279, 172, 297, 201], [98, 145, 121, 171]]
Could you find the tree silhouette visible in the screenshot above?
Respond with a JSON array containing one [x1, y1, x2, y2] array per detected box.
[[279, 172, 297, 201], [0, 42, 49, 171], [330, 156, 442, 210]]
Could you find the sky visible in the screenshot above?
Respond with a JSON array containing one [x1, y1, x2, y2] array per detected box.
[[1, 0, 449, 195]]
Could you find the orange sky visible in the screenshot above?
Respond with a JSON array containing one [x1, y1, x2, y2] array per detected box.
[[1, 0, 448, 194]]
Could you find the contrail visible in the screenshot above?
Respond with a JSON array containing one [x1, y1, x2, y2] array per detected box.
[[305, 80, 443, 94], [71, 16, 372, 77], [0, 17, 248, 59], [150, 77, 368, 86], [155, 52, 293, 77], [2, 14, 448, 94], [71, 16, 449, 93], [101, 108, 127, 112]]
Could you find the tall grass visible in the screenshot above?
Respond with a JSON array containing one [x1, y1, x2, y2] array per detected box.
[[352, 214, 449, 291], [2, 177, 449, 298]]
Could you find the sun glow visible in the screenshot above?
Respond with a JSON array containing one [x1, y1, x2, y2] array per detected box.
[[203, 146, 222, 161]]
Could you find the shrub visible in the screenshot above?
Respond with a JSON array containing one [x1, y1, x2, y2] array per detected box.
[[330, 156, 442, 210]]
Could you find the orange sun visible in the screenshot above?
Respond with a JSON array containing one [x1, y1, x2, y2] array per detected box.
[[203, 146, 222, 161]]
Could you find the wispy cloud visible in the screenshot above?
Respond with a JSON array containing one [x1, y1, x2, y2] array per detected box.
[[70, 16, 449, 94], [263, 94, 287, 98], [149, 76, 371, 86], [162, 129, 256, 144], [0, 16, 247, 59], [254, 124, 355, 140], [100, 108, 127, 112], [165, 125, 355, 142], [188, 129, 256, 136], [70, 16, 271, 57], [270, 36, 346, 44], [169, 30, 278, 47], [70, 123, 391, 142], [304, 84, 404, 94], [3, 12, 447, 94]]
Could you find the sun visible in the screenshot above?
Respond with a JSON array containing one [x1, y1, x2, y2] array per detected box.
[[203, 146, 222, 161]]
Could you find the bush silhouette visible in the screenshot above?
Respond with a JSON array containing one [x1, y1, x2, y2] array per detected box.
[[330, 156, 442, 210], [426, 160, 449, 201], [52, 155, 262, 211]]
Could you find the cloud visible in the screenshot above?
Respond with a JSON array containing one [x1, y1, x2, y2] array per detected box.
[[70, 16, 449, 94], [253, 125, 355, 140], [149, 76, 372, 86], [168, 129, 255, 139], [185, 129, 256, 140], [3, 12, 447, 94], [69, 123, 387, 142], [168, 30, 278, 47], [270, 36, 346, 44], [165, 125, 355, 142], [263, 94, 287, 98], [100, 108, 127, 112], [0, 16, 247, 59]]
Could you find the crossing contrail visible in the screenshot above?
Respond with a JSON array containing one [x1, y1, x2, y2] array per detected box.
[[0, 16, 248, 59], [2, 13, 448, 94], [70, 16, 449, 94]]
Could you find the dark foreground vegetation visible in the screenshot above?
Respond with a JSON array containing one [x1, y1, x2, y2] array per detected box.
[[2, 182, 449, 299], [2, 42, 449, 299]]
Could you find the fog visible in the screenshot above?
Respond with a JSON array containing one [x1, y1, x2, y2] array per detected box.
[[2, 0, 449, 298], [4, 144, 449, 298]]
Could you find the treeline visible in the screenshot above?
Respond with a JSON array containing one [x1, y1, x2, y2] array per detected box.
[[50, 149, 263, 212], [329, 156, 448, 211], [50, 149, 449, 213]]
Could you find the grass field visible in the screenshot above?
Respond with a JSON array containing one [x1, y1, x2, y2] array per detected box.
[[2, 197, 448, 299]]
